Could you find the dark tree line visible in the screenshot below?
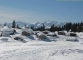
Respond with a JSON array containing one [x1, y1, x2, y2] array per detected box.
[[32, 24, 45, 31], [31, 22, 83, 32]]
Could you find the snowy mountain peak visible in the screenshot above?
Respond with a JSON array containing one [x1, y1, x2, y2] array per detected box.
[[27, 21, 65, 28], [3, 21, 66, 28]]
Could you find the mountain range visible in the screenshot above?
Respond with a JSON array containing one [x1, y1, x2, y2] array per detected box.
[[3, 21, 66, 28]]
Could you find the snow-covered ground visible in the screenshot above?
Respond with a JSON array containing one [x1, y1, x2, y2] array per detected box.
[[0, 26, 83, 60], [0, 33, 83, 60]]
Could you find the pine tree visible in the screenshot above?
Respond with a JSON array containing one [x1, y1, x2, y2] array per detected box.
[[17, 24, 21, 29], [4, 23, 6, 26], [62, 26, 64, 31], [71, 23, 76, 32], [12, 20, 16, 28], [17, 24, 19, 28], [42, 24, 45, 31], [0, 33, 2, 37], [50, 24, 55, 32], [64, 22, 72, 32], [79, 23, 81, 32], [58, 26, 62, 31], [31, 25, 34, 30]]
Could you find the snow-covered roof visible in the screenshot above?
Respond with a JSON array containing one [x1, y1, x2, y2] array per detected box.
[[0, 37, 8, 41], [37, 32, 46, 36], [1, 26, 14, 32], [66, 36, 78, 41], [1, 26, 14, 34], [22, 28, 34, 34]]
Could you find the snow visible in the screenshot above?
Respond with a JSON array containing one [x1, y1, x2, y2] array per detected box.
[[1, 26, 14, 34], [22, 28, 34, 34], [77, 32, 83, 38], [0, 28, 83, 60], [0, 37, 8, 42], [0, 40, 83, 60], [66, 36, 78, 42], [5, 21, 65, 28], [37, 32, 46, 36]]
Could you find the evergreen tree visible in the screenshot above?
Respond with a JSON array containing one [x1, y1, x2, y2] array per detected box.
[[42, 24, 45, 31], [0, 33, 2, 37], [50, 24, 55, 32], [17, 24, 19, 28], [58, 26, 62, 31], [64, 22, 72, 32], [78, 23, 81, 32], [4, 23, 6, 26], [17, 24, 21, 29], [12, 20, 16, 28], [71, 23, 76, 32], [61, 26, 64, 31], [31, 25, 34, 30]]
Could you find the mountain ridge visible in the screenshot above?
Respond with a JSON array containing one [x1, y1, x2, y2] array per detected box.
[[2, 21, 66, 28]]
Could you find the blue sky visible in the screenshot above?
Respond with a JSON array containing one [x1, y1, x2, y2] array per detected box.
[[0, 0, 83, 23]]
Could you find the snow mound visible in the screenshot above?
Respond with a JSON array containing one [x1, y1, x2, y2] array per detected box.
[[0, 37, 8, 42], [66, 37, 78, 42], [22, 28, 34, 34]]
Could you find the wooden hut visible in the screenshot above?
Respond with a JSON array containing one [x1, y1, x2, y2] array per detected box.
[[58, 31, 65, 35], [22, 31, 30, 36]]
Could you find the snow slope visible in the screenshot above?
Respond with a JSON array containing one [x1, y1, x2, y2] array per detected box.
[[0, 27, 83, 60], [0, 34, 83, 60]]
